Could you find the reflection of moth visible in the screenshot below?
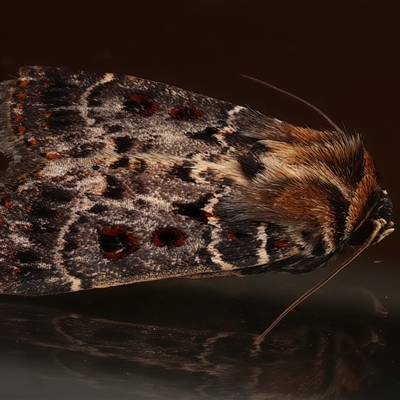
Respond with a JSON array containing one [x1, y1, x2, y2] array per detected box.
[[0, 303, 383, 399], [0, 66, 394, 295]]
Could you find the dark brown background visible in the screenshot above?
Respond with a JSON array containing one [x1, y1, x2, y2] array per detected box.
[[0, 1, 399, 399]]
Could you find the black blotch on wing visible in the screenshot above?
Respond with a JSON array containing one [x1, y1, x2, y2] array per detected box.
[[77, 215, 89, 224], [111, 156, 130, 169], [114, 136, 135, 153], [249, 142, 270, 154], [15, 250, 41, 263], [185, 127, 219, 145], [64, 237, 79, 252], [41, 187, 74, 203], [173, 195, 213, 224], [30, 205, 58, 219], [107, 125, 123, 133], [170, 161, 196, 183], [45, 109, 81, 128], [103, 175, 125, 199], [237, 152, 266, 180], [89, 204, 109, 214]]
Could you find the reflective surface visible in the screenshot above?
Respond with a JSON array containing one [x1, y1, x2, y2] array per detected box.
[[0, 270, 396, 400], [0, 2, 399, 399]]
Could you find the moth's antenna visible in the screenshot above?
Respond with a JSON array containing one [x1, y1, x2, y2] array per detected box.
[[254, 220, 383, 345], [241, 75, 344, 134]]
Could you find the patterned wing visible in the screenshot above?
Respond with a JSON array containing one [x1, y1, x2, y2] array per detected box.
[[0, 66, 393, 295]]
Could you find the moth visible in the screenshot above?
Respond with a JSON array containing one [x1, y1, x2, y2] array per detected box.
[[0, 66, 394, 297], [0, 302, 381, 398]]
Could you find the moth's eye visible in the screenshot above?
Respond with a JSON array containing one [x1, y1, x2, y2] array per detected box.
[[347, 219, 374, 247], [375, 191, 393, 223]]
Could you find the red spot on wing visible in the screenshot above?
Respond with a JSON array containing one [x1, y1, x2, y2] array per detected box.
[[1, 199, 12, 208], [169, 106, 203, 121], [152, 227, 186, 249], [98, 226, 139, 260], [226, 231, 247, 240], [204, 211, 217, 219], [42, 152, 58, 160], [273, 240, 290, 249], [28, 138, 38, 146], [123, 94, 159, 116]]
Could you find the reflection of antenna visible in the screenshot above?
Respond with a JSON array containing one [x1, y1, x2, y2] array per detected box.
[[254, 220, 383, 345], [241, 74, 344, 133]]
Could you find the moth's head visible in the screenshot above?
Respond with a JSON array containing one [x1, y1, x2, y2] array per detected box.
[[228, 118, 394, 258], [347, 189, 394, 247]]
